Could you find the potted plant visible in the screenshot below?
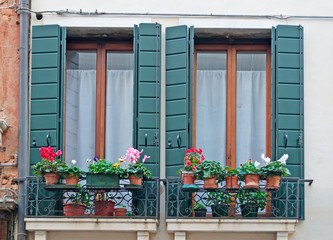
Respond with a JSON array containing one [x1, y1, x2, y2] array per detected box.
[[94, 192, 115, 216], [114, 204, 127, 217], [119, 148, 152, 185], [32, 146, 66, 184], [63, 160, 85, 185], [239, 159, 262, 189], [260, 154, 290, 189], [177, 148, 205, 187], [195, 160, 223, 188], [86, 158, 124, 188], [223, 166, 240, 189], [208, 190, 233, 217], [63, 190, 90, 216], [191, 203, 207, 217], [236, 188, 268, 218]]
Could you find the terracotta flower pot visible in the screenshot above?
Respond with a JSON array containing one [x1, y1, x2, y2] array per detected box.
[[44, 173, 60, 185], [182, 173, 195, 185], [266, 175, 281, 189], [114, 208, 127, 217], [95, 200, 115, 216], [129, 174, 142, 185], [63, 203, 86, 216], [244, 174, 260, 189], [225, 176, 240, 189], [203, 175, 218, 188], [65, 174, 79, 185]]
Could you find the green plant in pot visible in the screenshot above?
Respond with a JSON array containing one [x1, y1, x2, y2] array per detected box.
[[177, 148, 205, 188], [119, 147, 152, 185], [32, 146, 66, 184], [64, 190, 91, 216], [86, 158, 125, 188], [63, 160, 85, 185], [236, 188, 268, 218], [260, 153, 290, 189], [195, 160, 223, 188], [191, 202, 207, 217], [208, 190, 233, 217], [239, 159, 262, 189], [223, 166, 240, 189]]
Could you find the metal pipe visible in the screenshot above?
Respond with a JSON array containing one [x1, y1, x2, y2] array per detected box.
[[18, 0, 30, 238]]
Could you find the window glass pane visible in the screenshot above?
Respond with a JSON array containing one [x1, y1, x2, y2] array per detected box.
[[196, 52, 227, 166], [236, 52, 266, 167], [65, 51, 97, 171], [105, 52, 134, 162]]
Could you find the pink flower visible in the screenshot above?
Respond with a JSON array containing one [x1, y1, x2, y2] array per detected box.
[[55, 150, 62, 157], [142, 155, 150, 163], [191, 166, 196, 171]]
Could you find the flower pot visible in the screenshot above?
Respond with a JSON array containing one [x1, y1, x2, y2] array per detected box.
[[194, 209, 207, 217], [114, 208, 127, 217], [86, 173, 120, 188], [129, 174, 142, 185], [203, 175, 218, 188], [240, 204, 259, 218], [225, 176, 240, 189], [211, 204, 229, 217], [95, 200, 115, 216], [182, 173, 195, 185], [63, 203, 86, 216], [244, 174, 260, 189], [65, 174, 79, 185], [44, 173, 60, 185], [266, 175, 281, 189]]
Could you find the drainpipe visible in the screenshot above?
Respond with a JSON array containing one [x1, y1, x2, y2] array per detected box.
[[18, 0, 30, 239]]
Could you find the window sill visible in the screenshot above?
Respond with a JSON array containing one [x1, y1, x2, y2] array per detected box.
[[25, 217, 158, 232], [166, 218, 298, 233]]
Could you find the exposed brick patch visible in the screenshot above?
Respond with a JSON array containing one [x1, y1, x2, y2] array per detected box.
[[0, 221, 8, 240]]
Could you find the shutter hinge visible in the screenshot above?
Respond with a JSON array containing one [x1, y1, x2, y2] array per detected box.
[[298, 132, 303, 147], [136, 117, 138, 123], [59, 118, 61, 123]]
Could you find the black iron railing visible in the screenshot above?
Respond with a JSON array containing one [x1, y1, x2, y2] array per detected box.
[[166, 177, 303, 219], [25, 176, 159, 218]]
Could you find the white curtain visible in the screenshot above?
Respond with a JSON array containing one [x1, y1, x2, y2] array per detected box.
[[65, 70, 96, 171], [196, 70, 227, 166], [236, 71, 266, 167], [105, 70, 134, 162]]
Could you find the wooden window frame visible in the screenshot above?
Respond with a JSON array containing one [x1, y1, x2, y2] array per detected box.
[[66, 42, 133, 159], [193, 44, 271, 168]]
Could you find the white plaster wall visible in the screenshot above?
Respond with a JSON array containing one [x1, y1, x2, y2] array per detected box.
[[29, 1, 333, 240]]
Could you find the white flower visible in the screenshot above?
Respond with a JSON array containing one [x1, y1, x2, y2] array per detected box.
[[254, 161, 260, 168], [86, 158, 92, 164], [277, 154, 289, 164], [261, 153, 271, 165], [71, 159, 77, 165]]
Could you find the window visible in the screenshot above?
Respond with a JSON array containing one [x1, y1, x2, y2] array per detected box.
[[65, 43, 134, 169], [194, 45, 271, 168]]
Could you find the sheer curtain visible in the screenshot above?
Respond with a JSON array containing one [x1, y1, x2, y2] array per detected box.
[[196, 70, 227, 165], [65, 70, 96, 171]]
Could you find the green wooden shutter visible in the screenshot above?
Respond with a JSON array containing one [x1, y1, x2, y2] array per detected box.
[[272, 25, 304, 219], [134, 23, 161, 177], [30, 25, 65, 173], [165, 25, 194, 177]]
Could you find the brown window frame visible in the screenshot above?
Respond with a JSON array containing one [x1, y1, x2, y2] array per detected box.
[[65, 42, 133, 159], [193, 44, 271, 168]]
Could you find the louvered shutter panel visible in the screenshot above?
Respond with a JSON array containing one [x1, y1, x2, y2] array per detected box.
[[165, 25, 194, 177], [30, 25, 65, 172], [272, 25, 304, 219], [134, 23, 161, 177]]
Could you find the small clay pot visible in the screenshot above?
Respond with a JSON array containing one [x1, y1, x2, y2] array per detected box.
[[95, 200, 115, 216], [203, 175, 218, 188], [182, 173, 195, 185], [129, 175, 142, 185], [63, 203, 86, 216], [65, 174, 79, 185], [114, 208, 127, 217], [266, 175, 281, 189], [225, 176, 240, 189], [244, 174, 260, 189], [44, 173, 60, 185]]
